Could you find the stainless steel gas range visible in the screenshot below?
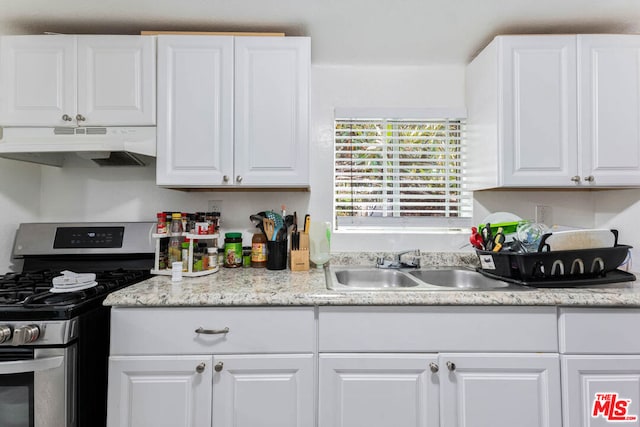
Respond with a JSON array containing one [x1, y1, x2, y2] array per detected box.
[[0, 222, 155, 427]]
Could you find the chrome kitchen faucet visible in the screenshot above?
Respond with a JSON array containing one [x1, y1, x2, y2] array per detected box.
[[376, 249, 421, 269]]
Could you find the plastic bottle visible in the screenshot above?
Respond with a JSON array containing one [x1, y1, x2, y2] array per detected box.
[[251, 232, 267, 268], [168, 213, 184, 265]]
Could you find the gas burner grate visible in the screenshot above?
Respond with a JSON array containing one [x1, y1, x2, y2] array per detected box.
[[0, 269, 150, 309]]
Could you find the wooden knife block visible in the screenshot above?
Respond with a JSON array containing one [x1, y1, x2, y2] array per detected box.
[[290, 233, 310, 271]]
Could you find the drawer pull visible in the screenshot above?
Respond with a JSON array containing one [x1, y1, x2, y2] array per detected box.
[[214, 362, 224, 372], [446, 361, 456, 371], [195, 363, 206, 373], [195, 326, 229, 335], [429, 362, 439, 373]]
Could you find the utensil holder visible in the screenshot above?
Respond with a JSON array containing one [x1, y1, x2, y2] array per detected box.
[[266, 240, 288, 270]]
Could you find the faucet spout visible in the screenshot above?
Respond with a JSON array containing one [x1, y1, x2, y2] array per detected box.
[[376, 249, 421, 269]]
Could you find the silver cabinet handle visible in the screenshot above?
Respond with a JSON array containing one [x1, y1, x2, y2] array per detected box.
[[61, 114, 73, 122], [429, 362, 439, 373], [446, 361, 456, 372], [236, 176, 243, 183], [75, 114, 86, 122], [570, 175, 581, 183], [223, 175, 230, 183], [214, 362, 224, 372], [195, 362, 206, 373], [584, 175, 595, 182], [195, 326, 229, 335]]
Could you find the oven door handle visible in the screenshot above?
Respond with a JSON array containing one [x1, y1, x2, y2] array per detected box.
[[0, 355, 64, 375]]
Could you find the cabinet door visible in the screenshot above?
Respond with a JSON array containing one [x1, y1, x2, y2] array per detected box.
[[499, 36, 578, 186], [0, 35, 76, 126], [77, 36, 156, 126], [212, 354, 314, 427], [156, 35, 234, 186], [107, 355, 213, 427], [234, 37, 310, 187], [319, 353, 439, 427], [562, 355, 640, 427], [579, 35, 640, 186], [439, 353, 562, 427]]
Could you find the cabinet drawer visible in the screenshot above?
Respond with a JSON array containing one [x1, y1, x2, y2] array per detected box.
[[110, 307, 315, 355], [560, 307, 640, 354], [319, 306, 558, 352]]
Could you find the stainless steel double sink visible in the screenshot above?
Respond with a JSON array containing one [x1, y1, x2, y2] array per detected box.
[[326, 266, 528, 291]]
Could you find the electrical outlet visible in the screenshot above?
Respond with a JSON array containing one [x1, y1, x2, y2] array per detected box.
[[535, 205, 551, 225], [208, 200, 223, 214]]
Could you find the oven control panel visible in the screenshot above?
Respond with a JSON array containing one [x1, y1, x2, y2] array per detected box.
[[54, 226, 125, 249], [0, 319, 78, 346]]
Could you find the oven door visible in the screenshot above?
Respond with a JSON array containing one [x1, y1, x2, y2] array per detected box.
[[0, 346, 76, 427]]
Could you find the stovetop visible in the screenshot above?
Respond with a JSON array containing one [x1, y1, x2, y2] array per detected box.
[[0, 269, 151, 320]]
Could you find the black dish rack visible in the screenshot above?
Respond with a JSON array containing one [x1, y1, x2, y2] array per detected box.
[[475, 245, 635, 287]]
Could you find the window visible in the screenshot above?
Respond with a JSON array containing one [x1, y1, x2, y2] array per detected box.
[[334, 108, 472, 231]]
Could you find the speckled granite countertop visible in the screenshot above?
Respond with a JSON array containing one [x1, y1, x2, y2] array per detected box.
[[103, 252, 640, 307]]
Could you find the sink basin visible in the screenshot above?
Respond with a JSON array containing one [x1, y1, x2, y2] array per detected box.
[[326, 266, 527, 291], [408, 268, 513, 290], [334, 269, 422, 289]]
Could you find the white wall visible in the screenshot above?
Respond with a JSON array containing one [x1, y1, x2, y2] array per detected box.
[[593, 189, 640, 263], [32, 64, 600, 255], [0, 158, 41, 271]]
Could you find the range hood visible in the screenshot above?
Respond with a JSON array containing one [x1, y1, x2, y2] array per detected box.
[[0, 126, 156, 167]]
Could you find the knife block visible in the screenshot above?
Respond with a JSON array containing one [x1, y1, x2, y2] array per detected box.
[[290, 233, 310, 271]]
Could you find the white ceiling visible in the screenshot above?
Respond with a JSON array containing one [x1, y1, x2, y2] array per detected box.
[[3, 0, 640, 65]]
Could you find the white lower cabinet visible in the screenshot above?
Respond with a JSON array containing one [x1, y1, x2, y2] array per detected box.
[[562, 355, 640, 427], [107, 355, 213, 427], [560, 308, 640, 427], [318, 306, 562, 427], [212, 354, 314, 427], [319, 352, 561, 427], [439, 353, 562, 427], [107, 307, 315, 427], [319, 353, 439, 427], [107, 305, 640, 427]]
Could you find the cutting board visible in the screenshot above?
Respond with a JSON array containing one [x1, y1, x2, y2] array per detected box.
[[538, 229, 618, 252]]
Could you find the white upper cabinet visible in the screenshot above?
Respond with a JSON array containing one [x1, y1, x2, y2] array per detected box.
[[0, 35, 156, 127], [156, 35, 310, 188], [156, 36, 234, 186], [578, 35, 640, 186], [466, 34, 640, 189]]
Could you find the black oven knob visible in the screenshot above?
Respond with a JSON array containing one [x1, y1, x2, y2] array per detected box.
[[12, 325, 40, 346], [0, 325, 11, 344]]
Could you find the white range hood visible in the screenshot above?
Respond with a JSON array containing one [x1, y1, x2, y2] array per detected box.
[[0, 126, 156, 167]]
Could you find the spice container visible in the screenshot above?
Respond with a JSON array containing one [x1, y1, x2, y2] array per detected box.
[[243, 247, 251, 267], [208, 247, 218, 269], [168, 213, 184, 264], [156, 212, 167, 234], [224, 233, 243, 268], [251, 232, 267, 268]]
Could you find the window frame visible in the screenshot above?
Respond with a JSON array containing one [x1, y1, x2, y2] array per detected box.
[[333, 107, 472, 232]]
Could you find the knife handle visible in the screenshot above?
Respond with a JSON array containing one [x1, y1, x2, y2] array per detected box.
[[303, 215, 310, 234]]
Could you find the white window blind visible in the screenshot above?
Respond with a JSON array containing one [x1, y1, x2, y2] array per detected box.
[[334, 111, 472, 230]]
